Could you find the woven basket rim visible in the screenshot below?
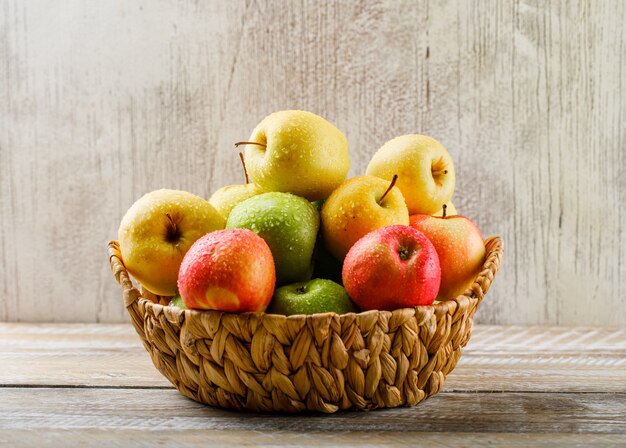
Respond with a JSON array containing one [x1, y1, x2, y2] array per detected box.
[[108, 236, 503, 321]]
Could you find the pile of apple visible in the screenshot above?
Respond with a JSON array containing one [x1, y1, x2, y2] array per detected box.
[[118, 110, 486, 315]]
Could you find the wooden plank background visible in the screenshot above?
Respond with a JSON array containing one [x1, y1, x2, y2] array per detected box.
[[0, 0, 624, 324]]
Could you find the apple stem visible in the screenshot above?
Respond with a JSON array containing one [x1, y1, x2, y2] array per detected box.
[[234, 141, 266, 149], [238, 152, 249, 185], [442, 204, 447, 218], [378, 174, 398, 204]]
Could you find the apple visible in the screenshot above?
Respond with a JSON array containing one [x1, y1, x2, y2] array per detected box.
[[342, 225, 441, 310], [311, 198, 325, 212], [433, 201, 457, 217], [209, 183, 261, 221], [168, 295, 188, 310], [177, 229, 275, 312], [209, 151, 262, 220], [267, 279, 358, 316], [366, 134, 455, 215], [226, 192, 319, 285], [409, 209, 485, 300], [118, 189, 225, 296], [237, 110, 349, 200], [321, 175, 409, 260]]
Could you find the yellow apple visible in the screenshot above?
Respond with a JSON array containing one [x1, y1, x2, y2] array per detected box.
[[366, 135, 455, 215], [321, 175, 409, 260], [241, 110, 350, 200], [118, 189, 225, 296], [209, 183, 261, 221], [433, 201, 457, 217]]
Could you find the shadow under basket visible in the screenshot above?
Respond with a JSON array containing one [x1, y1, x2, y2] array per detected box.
[[108, 236, 503, 413]]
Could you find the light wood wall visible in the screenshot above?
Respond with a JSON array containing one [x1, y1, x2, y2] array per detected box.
[[1, 0, 624, 324]]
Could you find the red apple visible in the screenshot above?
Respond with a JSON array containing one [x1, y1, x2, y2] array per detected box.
[[409, 209, 485, 300], [178, 229, 275, 312], [342, 225, 441, 311]]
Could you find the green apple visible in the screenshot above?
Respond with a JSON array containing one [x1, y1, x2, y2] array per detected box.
[[226, 192, 319, 285], [168, 295, 188, 309], [209, 183, 261, 221], [118, 189, 225, 296], [267, 279, 358, 315], [366, 134, 455, 215], [311, 198, 326, 212], [321, 175, 409, 260], [240, 110, 350, 201]]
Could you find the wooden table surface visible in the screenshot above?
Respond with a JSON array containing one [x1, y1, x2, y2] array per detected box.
[[1, 324, 624, 447]]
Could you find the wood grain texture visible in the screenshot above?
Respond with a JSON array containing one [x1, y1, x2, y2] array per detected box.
[[2, 431, 625, 448], [0, 1, 624, 323], [1, 388, 625, 434], [1, 324, 624, 394], [0, 323, 168, 388]]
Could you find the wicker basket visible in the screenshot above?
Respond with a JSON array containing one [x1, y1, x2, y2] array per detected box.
[[108, 236, 503, 413]]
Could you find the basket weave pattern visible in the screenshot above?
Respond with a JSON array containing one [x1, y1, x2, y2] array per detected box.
[[108, 236, 502, 413]]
